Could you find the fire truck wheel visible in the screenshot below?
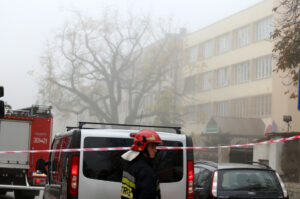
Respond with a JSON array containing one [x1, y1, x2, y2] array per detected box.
[[14, 190, 40, 199], [0, 189, 7, 195]]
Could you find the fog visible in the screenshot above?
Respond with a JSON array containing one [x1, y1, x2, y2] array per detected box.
[[1, 1, 300, 198], [0, 0, 261, 109]]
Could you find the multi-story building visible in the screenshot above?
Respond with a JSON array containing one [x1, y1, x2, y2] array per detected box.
[[181, 0, 300, 139]]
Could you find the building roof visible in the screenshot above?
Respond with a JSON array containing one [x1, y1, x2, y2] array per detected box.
[[204, 116, 265, 137], [257, 131, 300, 141]]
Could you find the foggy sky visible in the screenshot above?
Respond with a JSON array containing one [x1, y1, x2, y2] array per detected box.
[[0, 0, 262, 109]]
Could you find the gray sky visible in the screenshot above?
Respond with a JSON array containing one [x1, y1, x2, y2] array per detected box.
[[0, 0, 262, 109]]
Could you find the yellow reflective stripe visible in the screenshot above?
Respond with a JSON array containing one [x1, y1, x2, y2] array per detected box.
[[123, 171, 135, 182], [156, 184, 160, 191], [121, 184, 133, 199], [122, 177, 136, 189]]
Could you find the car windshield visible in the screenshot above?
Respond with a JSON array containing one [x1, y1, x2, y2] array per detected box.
[[220, 169, 280, 191]]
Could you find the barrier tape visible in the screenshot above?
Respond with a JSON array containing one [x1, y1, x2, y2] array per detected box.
[[0, 135, 299, 154]]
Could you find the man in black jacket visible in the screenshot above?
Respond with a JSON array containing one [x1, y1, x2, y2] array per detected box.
[[121, 129, 162, 199]]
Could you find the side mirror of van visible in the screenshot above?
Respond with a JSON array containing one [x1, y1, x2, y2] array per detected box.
[[35, 158, 47, 174]]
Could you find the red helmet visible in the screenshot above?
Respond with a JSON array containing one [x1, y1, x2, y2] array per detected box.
[[131, 129, 162, 152]]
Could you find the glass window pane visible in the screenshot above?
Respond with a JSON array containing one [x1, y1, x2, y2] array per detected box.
[[201, 71, 213, 90], [235, 61, 249, 84], [83, 137, 184, 182], [217, 33, 230, 54], [256, 16, 273, 41], [220, 169, 280, 191], [188, 46, 198, 63], [255, 55, 272, 79], [203, 40, 214, 58], [217, 67, 230, 88], [236, 26, 250, 48]]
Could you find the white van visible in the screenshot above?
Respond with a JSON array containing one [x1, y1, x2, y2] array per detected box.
[[42, 122, 194, 199]]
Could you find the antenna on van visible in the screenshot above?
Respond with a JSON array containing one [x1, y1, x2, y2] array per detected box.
[[139, 109, 144, 130], [76, 112, 79, 124]]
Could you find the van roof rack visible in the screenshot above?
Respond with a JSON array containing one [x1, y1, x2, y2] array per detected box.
[[67, 122, 182, 134], [194, 160, 218, 168]]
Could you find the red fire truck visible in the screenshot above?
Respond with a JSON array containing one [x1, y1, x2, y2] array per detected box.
[[0, 105, 53, 199]]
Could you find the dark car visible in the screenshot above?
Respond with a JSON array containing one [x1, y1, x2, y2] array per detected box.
[[194, 161, 289, 199]]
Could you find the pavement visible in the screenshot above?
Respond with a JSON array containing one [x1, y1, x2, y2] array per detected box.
[[0, 190, 43, 199]]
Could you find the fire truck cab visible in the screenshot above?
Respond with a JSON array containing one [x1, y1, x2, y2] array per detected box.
[[0, 105, 53, 199]]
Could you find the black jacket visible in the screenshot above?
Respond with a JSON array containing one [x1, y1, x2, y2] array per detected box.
[[121, 153, 161, 199]]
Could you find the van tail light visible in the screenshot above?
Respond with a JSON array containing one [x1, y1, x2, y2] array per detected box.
[[211, 171, 218, 198], [33, 178, 46, 185], [276, 172, 288, 198], [68, 155, 79, 195], [186, 160, 194, 199]]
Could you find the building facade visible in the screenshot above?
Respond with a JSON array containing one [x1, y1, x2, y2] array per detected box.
[[181, 0, 300, 137]]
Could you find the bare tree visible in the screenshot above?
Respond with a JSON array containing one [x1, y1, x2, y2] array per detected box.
[[38, 9, 184, 125]]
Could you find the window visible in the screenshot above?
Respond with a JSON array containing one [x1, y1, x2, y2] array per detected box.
[[201, 71, 213, 91], [49, 136, 71, 184], [215, 101, 228, 117], [235, 25, 250, 48], [187, 46, 198, 63], [234, 61, 249, 84], [253, 94, 271, 117], [203, 40, 214, 58], [184, 105, 196, 123], [217, 33, 230, 54], [254, 55, 272, 79], [49, 139, 61, 184], [198, 103, 211, 123], [231, 98, 248, 118], [256, 16, 273, 41], [83, 137, 183, 182], [216, 67, 230, 88], [153, 140, 183, 182], [184, 75, 196, 93], [220, 170, 280, 191]]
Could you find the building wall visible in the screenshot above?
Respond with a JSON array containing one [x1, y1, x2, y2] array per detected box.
[[253, 142, 283, 174], [269, 0, 300, 131], [253, 138, 300, 199], [181, 0, 275, 134], [285, 183, 300, 199], [272, 71, 300, 132]]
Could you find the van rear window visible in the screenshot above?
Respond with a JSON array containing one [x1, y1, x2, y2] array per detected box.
[[220, 169, 280, 191], [83, 137, 183, 182]]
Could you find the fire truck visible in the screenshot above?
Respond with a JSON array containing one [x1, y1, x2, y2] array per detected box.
[[0, 105, 53, 199]]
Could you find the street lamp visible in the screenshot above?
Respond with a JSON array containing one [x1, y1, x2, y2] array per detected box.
[[283, 115, 292, 132]]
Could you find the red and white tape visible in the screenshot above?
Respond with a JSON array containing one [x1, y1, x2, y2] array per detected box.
[[0, 135, 299, 154]]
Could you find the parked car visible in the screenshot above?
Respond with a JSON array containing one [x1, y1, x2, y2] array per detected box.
[[40, 122, 194, 199], [194, 160, 289, 199]]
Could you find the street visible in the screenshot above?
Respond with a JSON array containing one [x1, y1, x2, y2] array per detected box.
[[0, 191, 43, 199]]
